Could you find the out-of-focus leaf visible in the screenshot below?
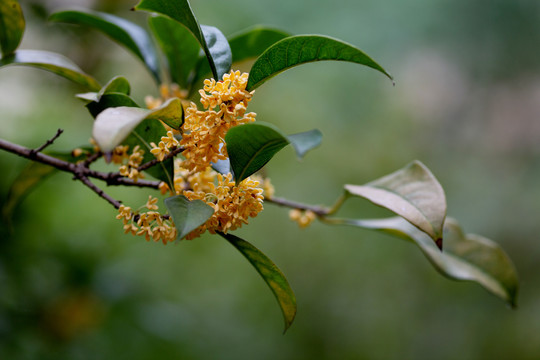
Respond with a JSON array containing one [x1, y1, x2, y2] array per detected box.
[[287, 129, 322, 159], [148, 15, 200, 87], [86, 93, 140, 118], [49, 9, 161, 82], [246, 35, 393, 91], [134, 0, 232, 80], [219, 232, 297, 332], [341, 216, 519, 308], [226, 123, 322, 182], [92, 98, 183, 152], [0, 50, 100, 90], [164, 195, 214, 240], [345, 161, 446, 248], [0, 0, 25, 56], [228, 26, 290, 64]]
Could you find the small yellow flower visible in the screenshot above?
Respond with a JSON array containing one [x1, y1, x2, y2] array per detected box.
[[289, 209, 317, 228], [145, 196, 159, 211], [150, 141, 168, 162]]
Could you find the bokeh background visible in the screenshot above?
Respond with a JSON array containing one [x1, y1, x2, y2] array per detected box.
[[1, 0, 539, 359]]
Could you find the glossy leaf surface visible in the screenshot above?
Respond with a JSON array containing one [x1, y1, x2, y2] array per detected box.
[[134, 0, 231, 80], [164, 195, 214, 240], [226, 123, 289, 183], [228, 26, 290, 64], [0, 0, 25, 56], [86, 93, 140, 118], [246, 35, 393, 91], [49, 9, 161, 81], [0, 50, 100, 90], [343, 217, 519, 307], [345, 161, 446, 247], [148, 15, 200, 87], [220, 232, 297, 332], [92, 98, 183, 152]]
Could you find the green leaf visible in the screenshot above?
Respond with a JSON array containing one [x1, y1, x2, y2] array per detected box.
[[0, 50, 100, 91], [148, 15, 200, 87], [78, 76, 132, 104], [123, 118, 174, 186], [92, 97, 183, 152], [226, 123, 289, 183], [228, 26, 291, 64], [86, 93, 140, 118], [287, 129, 322, 159], [134, 0, 232, 80], [344, 161, 446, 248], [226, 123, 322, 182], [164, 195, 214, 240], [219, 232, 297, 332], [49, 9, 161, 82], [0, 0, 25, 56], [343, 217, 519, 308], [246, 35, 393, 91]]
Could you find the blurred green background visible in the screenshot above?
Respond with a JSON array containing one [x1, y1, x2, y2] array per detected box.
[[1, 0, 539, 359]]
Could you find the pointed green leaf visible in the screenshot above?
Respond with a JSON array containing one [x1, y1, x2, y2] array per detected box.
[[226, 123, 289, 183], [345, 161, 446, 247], [49, 9, 161, 82], [148, 15, 200, 87], [134, 0, 231, 80], [287, 129, 322, 159], [164, 195, 214, 240], [226, 123, 321, 182], [0, 0, 25, 56], [92, 97, 183, 152], [86, 93, 140, 118], [246, 35, 393, 91], [343, 217, 519, 307], [219, 232, 297, 332], [0, 50, 100, 90], [228, 26, 291, 64], [98, 76, 131, 97]]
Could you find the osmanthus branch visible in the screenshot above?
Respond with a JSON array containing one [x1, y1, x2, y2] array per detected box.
[[0, 135, 163, 207], [265, 196, 330, 216], [137, 145, 184, 172]]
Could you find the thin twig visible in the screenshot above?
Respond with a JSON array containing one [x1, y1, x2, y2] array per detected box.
[[265, 196, 329, 216], [30, 128, 64, 156], [138, 146, 184, 172], [83, 151, 103, 167], [75, 174, 122, 209]]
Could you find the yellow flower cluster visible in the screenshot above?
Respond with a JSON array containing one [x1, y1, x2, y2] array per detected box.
[[183, 173, 264, 240], [116, 196, 177, 244], [150, 130, 180, 162], [289, 209, 317, 228], [180, 71, 256, 173], [118, 145, 145, 182]]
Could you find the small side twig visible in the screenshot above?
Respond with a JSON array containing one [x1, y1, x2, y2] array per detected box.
[[265, 196, 329, 216], [138, 146, 184, 172], [30, 128, 64, 156], [83, 151, 103, 167], [74, 173, 122, 209]]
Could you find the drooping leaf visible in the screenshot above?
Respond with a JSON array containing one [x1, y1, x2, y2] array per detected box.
[[341, 216, 519, 308], [228, 26, 291, 64], [287, 129, 322, 159], [86, 93, 140, 118], [226, 123, 322, 182], [134, 0, 232, 80], [226, 123, 289, 183], [246, 35, 393, 91], [219, 232, 297, 332], [344, 161, 446, 248], [148, 14, 200, 87], [164, 195, 214, 240], [0, 50, 100, 90], [49, 9, 161, 82], [0, 0, 25, 56], [92, 97, 183, 152], [123, 118, 174, 186]]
